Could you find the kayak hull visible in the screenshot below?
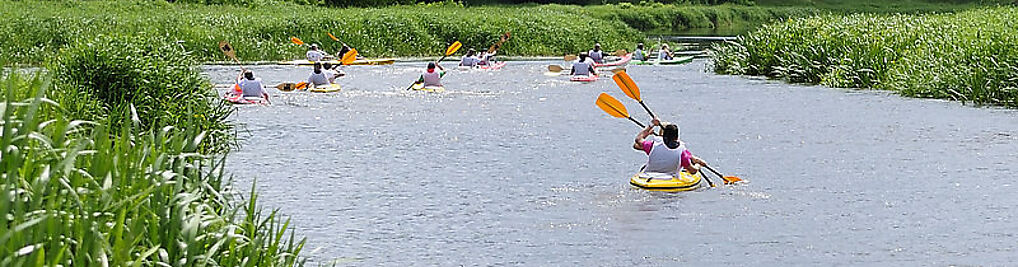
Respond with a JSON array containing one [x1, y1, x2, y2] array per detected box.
[[595, 54, 632, 68], [479, 62, 507, 70], [278, 58, 396, 66], [411, 83, 445, 93], [629, 171, 704, 192], [223, 92, 268, 105], [570, 74, 598, 82], [309, 83, 341, 93], [632, 56, 694, 66]]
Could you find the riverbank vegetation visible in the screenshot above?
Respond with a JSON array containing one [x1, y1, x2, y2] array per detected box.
[[1, 0, 1009, 65], [711, 7, 1018, 107]]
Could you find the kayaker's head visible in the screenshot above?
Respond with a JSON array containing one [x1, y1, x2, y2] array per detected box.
[[579, 52, 588, 62], [323, 62, 333, 69], [467, 49, 476, 56], [310, 44, 319, 51], [313, 62, 322, 74], [243, 70, 254, 80], [427, 62, 436, 73], [594, 43, 602, 51], [661, 44, 669, 50], [637, 43, 644, 50], [662, 123, 681, 148]]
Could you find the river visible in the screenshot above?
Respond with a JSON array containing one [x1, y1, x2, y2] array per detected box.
[[204, 60, 1018, 266]]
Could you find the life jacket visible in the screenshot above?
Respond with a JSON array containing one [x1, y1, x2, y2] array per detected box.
[[633, 49, 645, 61], [644, 138, 687, 175], [238, 78, 264, 97], [589, 50, 604, 63], [422, 70, 443, 87], [572, 61, 592, 76], [308, 72, 329, 86], [460, 56, 479, 67], [306, 50, 324, 62]]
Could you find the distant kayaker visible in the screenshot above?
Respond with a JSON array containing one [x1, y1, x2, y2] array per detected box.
[[306, 44, 326, 62], [416, 62, 446, 88], [570, 52, 596, 77], [633, 118, 707, 175], [657, 44, 674, 61], [336, 43, 363, 60], [308, 62, 331, 87], [236, 70, 269, 100], [633, 43, 648, 61], [460, 49, 481, 67], [588, 43, 605, 64], [322, 62, 345, 84], [479, 50, 497, 66]]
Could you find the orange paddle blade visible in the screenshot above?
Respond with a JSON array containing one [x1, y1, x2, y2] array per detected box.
[[340, 48, 358, 65], [290, 37, 304, 46], [722, 176, 743, 184], [595, 93, 629, 119], [612, 71, 641, 101], [445, 41, 463, 56], [327, 32, 340, 42], [296, 82, 308, 90]]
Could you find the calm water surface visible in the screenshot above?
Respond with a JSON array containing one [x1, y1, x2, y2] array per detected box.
[[203, 61, 1018, 266]]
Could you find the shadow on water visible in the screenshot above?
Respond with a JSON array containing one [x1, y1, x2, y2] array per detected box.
[[204, 60, 1018, 266]]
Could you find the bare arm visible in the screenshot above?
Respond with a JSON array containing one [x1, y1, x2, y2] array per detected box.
[[633, 118, 661, 151]]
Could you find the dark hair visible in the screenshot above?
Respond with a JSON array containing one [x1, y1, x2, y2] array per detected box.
[[313, 62, 322, 74], [427, 62, 436, 69], [466, 49, 476, 56], [579, 52, 588, 61], [637, 43, 644, 50], [323, 62, 333, 69], [243, 71, 254, 80], [662, 124, 680, 149]]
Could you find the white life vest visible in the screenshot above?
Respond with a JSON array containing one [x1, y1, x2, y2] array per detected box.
[[589, 50, 604, 63], [633, 49, 645, 61], [460, 56, 479, 67], [572, 61, 591, 76], [238, 78, 265, 97], [306, 50, 324, 62], [644, 138, 687, 175], [308, 72, 329, 86], [422, 71, 443, 87]]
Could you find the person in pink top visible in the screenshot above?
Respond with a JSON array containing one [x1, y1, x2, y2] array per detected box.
[[633, 118, 707, 175]]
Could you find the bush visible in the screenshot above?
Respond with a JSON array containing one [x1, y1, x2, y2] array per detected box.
[[49, 35, 235, 150]]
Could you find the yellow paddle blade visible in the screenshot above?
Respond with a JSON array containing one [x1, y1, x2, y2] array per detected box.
[[595, 93, 629, 119], [548, 65, 564, 72], [327, 32, 340, 42], [612, 71, 641, 101], [290, 37, 304, 46], [610, 67, 627, 74], [722, 176, 744, 184], [564, 55, 578, 61], [218, 41, 237, 59], [340, 48, 358, 65], [445, 41, 462, 56]]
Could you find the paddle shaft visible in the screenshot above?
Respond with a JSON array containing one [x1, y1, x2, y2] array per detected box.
[[637, 101, 656, 118]]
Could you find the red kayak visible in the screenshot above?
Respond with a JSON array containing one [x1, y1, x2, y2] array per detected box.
[[595, 53, 632, 67], [479, 61, 508, 70], [570, 74, 598, 82], [223, 91, 268, 105]]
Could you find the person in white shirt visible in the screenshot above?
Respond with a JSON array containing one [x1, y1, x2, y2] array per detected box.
[[307, 63, 330, 87], [236, 70, 269, 101], [306, 44, 326, 62], [570, 53, 597, 76], [322, 62, 345, 84], [588, 43, 605, 64], [459, 49, 481, 67]]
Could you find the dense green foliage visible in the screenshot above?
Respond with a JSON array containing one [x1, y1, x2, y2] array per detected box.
[[585, 3, 816, 33], [0, 73, 305, 266], [49, 36, 235, 149], [711, 7, 1018, 107]]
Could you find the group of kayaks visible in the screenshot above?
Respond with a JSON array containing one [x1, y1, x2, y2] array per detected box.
[[567, 53, 695, 83]]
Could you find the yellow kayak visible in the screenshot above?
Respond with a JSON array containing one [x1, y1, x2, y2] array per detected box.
[[309, 83, 341, 93], [411, 83, 445, 93], [278, 58, 396, 66], [629, 171, 704, 192]]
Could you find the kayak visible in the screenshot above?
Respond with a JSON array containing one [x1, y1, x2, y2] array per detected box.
[[411, 83, 446, 93], [222, 92, 268, 105], [309, 83, 341, 93], [629, 171, 704, 192], [595, 54, 632, 68], [277, 58, 396, 66], [479, 61, 507, 70], [632, 56, 694, 66], [570, 74, 598, 82]]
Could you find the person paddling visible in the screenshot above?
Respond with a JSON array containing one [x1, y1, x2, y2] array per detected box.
[[415, 62, 446, 89], [657, 44, 674, 61], [478, 50, 497, 66], [306, 44, 326, 62], [588, 43, 605, 64], [459, 49, 481, 67], [236, 70, 269, 101], [570, 52, 597, 77], [322, 62, 345, 84], [633, 118, 707, 176], [308, 62, 331, 88], [633, 43, 648, 61]]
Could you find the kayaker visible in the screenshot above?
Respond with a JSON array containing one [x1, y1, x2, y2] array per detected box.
[[236, 70, 269, 101], [633, 118, 707, 175], [306, 44, 326, 62], [657, 44, 674, 61], [570, 52, 596, 77], [308, 62, 331, 87], [460, 49, 481, 67], [588, 43, 605, 64], [633, 43, 648, 61], [478, 50, 497, 66], [416, 62, 446, 88], [322, 62, 345, 84]]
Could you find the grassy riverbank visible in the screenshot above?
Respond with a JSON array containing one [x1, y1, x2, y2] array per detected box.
[[1, 0, 1008, 65], [711, 7, 1018, 107]]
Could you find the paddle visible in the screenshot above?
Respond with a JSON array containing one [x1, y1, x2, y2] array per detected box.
[[613, 49, 628, 57], [218, 40, 246, 71], [340, 48, 358, 65], [407, 41, 462, 90], [564, 54, 578, 62], [612, 71, 656, 119], [290, 36, 305, 46], [702, 164, 743, 185], [275, 82, 308, 92], [327, 32, 341, 42], [595, 93, 648, 128], [487, 32, 511, 54]]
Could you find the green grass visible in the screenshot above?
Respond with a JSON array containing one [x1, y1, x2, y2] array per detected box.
[[710, 7, 1018, 107], [0, 72, 306, 266]]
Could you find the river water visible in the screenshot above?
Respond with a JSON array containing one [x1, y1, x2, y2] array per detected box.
[[204, 60, 1018, 266]]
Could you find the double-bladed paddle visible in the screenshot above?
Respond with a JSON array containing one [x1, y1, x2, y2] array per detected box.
[[408, 41, 462, 90]]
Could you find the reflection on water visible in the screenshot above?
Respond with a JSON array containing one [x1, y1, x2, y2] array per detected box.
[[205, 61, 1018, 265]]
